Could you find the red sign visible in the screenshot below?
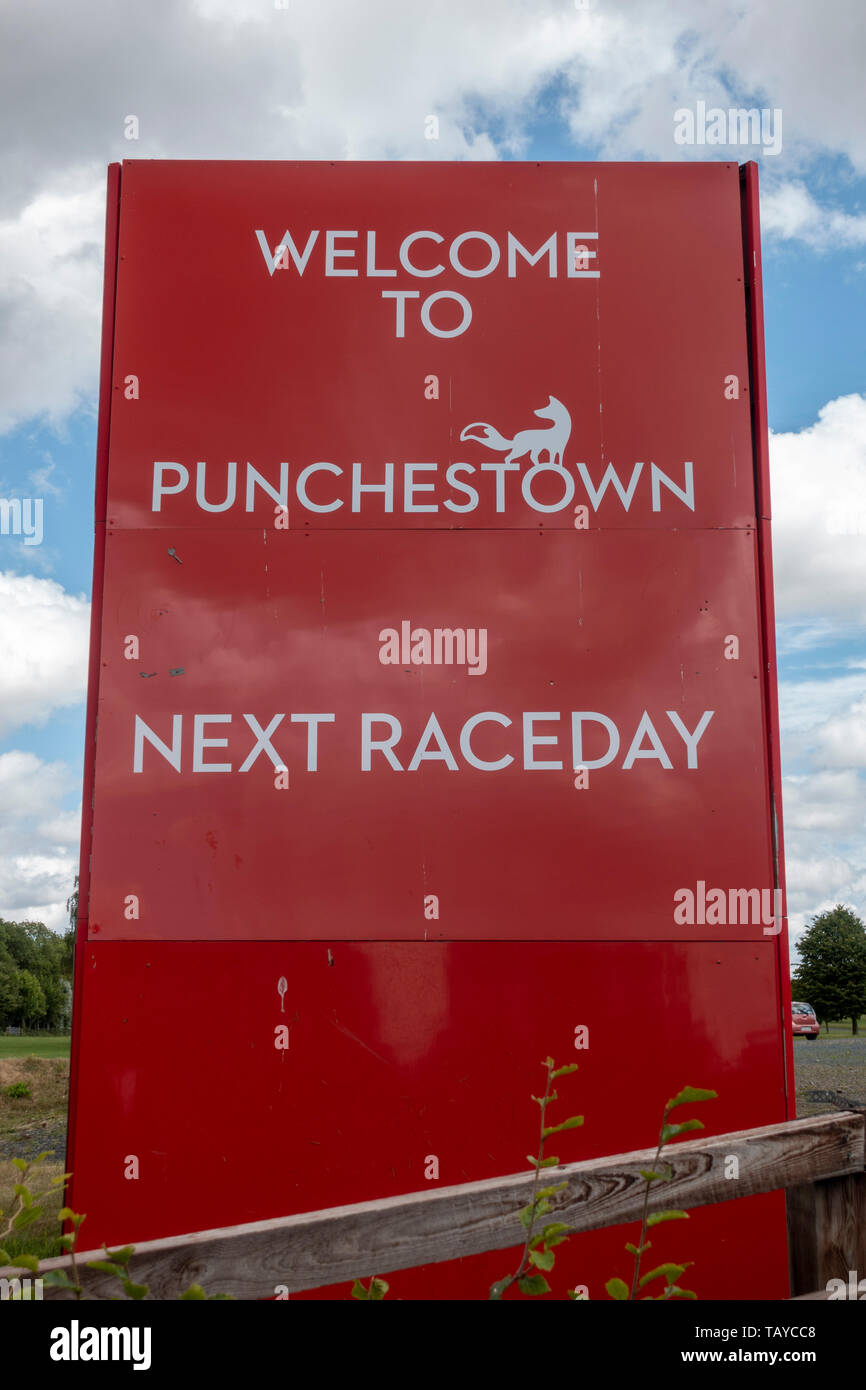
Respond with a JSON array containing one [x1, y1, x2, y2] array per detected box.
[[69, 160, 792, 1299]]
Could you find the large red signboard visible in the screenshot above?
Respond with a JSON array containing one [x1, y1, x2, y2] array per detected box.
[[69, 160, 792, 1299]]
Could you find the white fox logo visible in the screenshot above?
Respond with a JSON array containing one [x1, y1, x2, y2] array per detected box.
[[460, 395, 571, 468]]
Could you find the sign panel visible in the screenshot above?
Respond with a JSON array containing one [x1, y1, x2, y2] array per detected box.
[[69, 160, 792, 1299]]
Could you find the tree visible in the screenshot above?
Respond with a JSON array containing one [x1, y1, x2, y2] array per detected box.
[[66, 874, 79, 936], [0, 955, 20, 1028], [792, 905, 866, 1035], [0, 908, 76, 1032], [15, 969, 46, 1029]]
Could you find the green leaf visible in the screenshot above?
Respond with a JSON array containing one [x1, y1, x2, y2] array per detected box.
[[639, 1168, 671, 1182], [542, 1115, 584, 1138], [531, 1088, 559, 1106], [666, 1287, 697, 1300], [105, 1245, 135, 1266], [517, 1273, 550, 1296], [12, 1204, 43, 1230], [85, 1260, 124, 1277], [488, 1277, 510, 1300], [660, 1118, 704, 1144], [541, 1222, 571, 1247], [552, 1063, 579, 1078], [646, 1210, 689, 1228], [518, 1205, 534, 1229], [32, 1151, 53, 1165], [13, 1184, 33, 1208], [122, 1279, 148, 1300], [639, 1262, 686, 1289], [625, 1241, 651, 1256], [41, 1269, 74, 1289], [369, 1277, 388, 1300], [11, 1158, 27, 1173], [527, 1155, 559, 1169], [11, 1254, 40, 1273], [605, 1277, 630, 1301], [529, 1248, 556, 1271], [179, 1284, 206, 1300], [666, 1086, 718, 1112], [0, 1247, 10, 1264], [351, 1279, 369, 1300], [59, 1234, 76, 1251], [58, 1207, 76, 1221], [208, 1293, 235, 1300]]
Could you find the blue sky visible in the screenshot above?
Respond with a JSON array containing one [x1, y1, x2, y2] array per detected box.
[[0, 0, 863, 945]]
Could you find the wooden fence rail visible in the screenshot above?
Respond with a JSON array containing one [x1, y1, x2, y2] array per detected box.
[[3, 1111, 863, 1299]]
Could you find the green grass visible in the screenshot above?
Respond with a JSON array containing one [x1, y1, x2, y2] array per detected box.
[[0, 1035, 70, 1059], [817, 1016, 864, 1039]]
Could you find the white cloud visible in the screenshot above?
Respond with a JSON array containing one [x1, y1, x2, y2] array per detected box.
[[784, 850, 865, 946], [761, 182, 866, 250], [0, 750, 76, 827], [783, 768, 866, 833], [0, 571, 89, 736], [0, 177, 105, 434], [770, 394, 866, 621], [815, 698, 866, 768], [779, 674, 866, 763], [0, 750, 80, 933], [0, 859, 77, 935]]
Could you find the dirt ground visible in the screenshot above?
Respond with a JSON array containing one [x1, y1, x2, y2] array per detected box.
[[0, 1055, 70, 1162]]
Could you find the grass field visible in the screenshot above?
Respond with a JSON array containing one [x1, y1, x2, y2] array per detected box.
[[0, 1035, 70, 1059], [804, 1017, 865, 1039]]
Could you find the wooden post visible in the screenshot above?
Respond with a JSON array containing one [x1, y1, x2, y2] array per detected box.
[[788, 1171, 866, 1297]]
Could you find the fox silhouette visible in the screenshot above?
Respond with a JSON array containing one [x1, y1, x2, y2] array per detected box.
[[460, 395, 571, 468]]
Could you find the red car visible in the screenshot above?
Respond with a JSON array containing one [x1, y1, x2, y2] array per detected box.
[[792, 1001, 820, 1040]]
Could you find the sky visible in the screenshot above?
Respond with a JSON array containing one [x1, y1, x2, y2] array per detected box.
[[0, 0, 863, 950]]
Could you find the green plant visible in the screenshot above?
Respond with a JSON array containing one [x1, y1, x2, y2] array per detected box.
[[2, 1081, 31, 1098], [489, 1057, 583, 1299], [351, 1276, 389, 1300], [0, 1151, 71, 1296], [604, 1085, 717, 1301]]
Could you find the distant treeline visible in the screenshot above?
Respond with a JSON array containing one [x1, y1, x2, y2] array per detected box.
[[0, 918, 74, 1031]]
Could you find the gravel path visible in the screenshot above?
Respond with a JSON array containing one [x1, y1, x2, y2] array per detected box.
[[793, 1037, 866, 1117], [0, 1118, 68, 1163]]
